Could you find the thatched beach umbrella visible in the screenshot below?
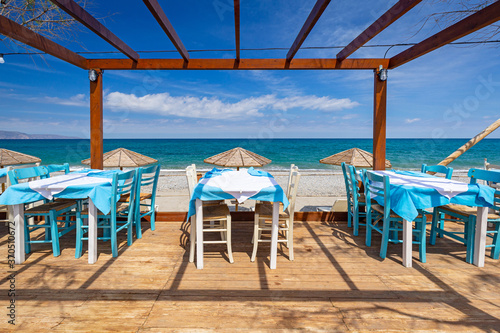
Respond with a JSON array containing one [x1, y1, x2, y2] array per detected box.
[[0, 148, 41, 168], [81, 148, 157, 170], [319, 147, 391, 168], [204, 147, 271, 171]]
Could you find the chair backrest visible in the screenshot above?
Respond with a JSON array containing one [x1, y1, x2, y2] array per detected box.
[[185, 164, 197, 197], [136, 164, 160, 202], [484, 159, 500, 189], [111, 169, 137, 219], [45, 163, 70, 176], [363, 170, 391, 220], [285, 164, 296, 197], [8, 165, 49, 185], [468, 168, 500, 210], [421, 164, 453, 179], [341, 162, 352, 200], [286, 168, 301, 219]]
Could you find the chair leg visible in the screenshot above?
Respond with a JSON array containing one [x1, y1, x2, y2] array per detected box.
[[465, 217, 475, 264], [365, 210, 372, 247], [49, 210, 61, 257], [251, 214, 260, 262], [135, 206, 142, 240], [418, 216, 427, 263], [429, 208, 439, 245], [110, 219, 118, 257], [288, 218, 294, 261], [380, 218, 390, 259], [150, 204, 156, 231], [127, 217, 133, 246], [75, 212, 83, 259], [189, 216, 195, 263], [347, 201, 352, 228], [491, 222, 500, 259], [353, 206, 359, 236], [226, 215, 234, 263], [24, 218, 31, 254]]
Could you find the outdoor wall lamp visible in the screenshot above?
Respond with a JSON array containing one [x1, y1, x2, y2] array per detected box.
[[0, 54, 4, 64], [88, 69, 100, 82], [377, 65, 388, 81]]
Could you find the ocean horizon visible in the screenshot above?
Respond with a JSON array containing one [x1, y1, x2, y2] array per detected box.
[[1, 138, 498, 172]]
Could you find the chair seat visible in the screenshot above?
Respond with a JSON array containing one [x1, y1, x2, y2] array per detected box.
[[371, 203, 424, 219], [25, 200, 76, 214], [439, 203, 500, 219], [202, 204, 230, 220], [255, 202, 289, 219], [81, 202, 130, 215], [119, 192, 152, 202]]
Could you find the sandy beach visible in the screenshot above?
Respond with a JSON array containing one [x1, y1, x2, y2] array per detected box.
[[154, 169, 472, 212]]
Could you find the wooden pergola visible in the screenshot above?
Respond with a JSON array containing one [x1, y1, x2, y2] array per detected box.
[[1, 0, 499, 170]]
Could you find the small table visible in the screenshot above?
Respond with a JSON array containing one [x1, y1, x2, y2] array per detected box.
[[188, 168, 289, 269], [0, 170, 119, 264], [371, 170, 495, 267]]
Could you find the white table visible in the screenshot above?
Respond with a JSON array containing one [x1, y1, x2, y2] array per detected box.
[[371, 171, 495, 268], [0, 171, 117, 264], [188, 169, 289, 269]]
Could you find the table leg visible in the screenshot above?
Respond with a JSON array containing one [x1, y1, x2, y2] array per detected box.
[[473, 206, 488, 267], [88, 198, 98, 264], [195, 199, 203, 269], [270, 202, 279, 269], [402, 219, 412, 268], [13, 204, 25, 264]]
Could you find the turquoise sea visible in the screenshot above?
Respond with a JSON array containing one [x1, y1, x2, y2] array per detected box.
[[0, 138, 498, 171]]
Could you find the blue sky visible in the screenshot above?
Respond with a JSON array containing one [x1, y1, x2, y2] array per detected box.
[[0, 0, 499, 139]]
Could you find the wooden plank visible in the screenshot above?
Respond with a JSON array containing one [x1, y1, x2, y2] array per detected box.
[[143, 0, 189, 61], [373, 70, 387, 170], [90, 69, 104, 170], [234, 0, 241, 60], [0, 15, 87, 69], [51, 0, 139, 61], [286, 0, 331, 62], [87, 58, 389, 70], [389, 0, 500, 69], [336, 0, 422, 61]]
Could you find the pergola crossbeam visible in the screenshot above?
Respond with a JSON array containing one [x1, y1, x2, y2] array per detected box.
[[0, 15, 87, 69], [51, 0, 139, 61], [336, 0, 422, 61], [87, 58, 389, 70], [286, 0, 331, 62], [234, 0, 241, 60], [389, 0, 500, 69], [143, 0, 189, 62]]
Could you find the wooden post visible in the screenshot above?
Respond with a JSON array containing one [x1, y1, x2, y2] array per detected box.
[[90, 69, 103, 170], [373, 69, 387, 170]]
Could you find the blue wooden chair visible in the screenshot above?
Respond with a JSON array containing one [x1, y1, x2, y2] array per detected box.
[[76, 169, 137, 258], [133, 164, 160, 239], [341, 162, 366, 236], [8, 165, 77, 256], [363, 170, 427, 262], [430, 168, 500, 263], [421, 164, 453, 179], [341, 162, 353, 228]]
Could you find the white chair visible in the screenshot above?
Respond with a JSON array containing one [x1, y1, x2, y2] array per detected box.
[[251, 166, 300, 262], [186, 164, 234, 264]]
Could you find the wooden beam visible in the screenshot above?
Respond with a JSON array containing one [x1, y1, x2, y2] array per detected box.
[[337, 0, 422, 61], [234, 0, 240, 60], [87, 58, 389, 70], [286, 0, 331, 62], [373, 70, 387, 171], [90, 69, 103, 170], [143, 0, 189, 61], [51, 0, 139, 61], [389, 0, 500, 69], [0, 15, 87, 69]]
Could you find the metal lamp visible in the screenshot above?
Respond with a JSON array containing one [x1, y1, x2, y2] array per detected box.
[[377, 65, 388, 81], [0, 54, 4, 64], [88, 69, 100, 82]]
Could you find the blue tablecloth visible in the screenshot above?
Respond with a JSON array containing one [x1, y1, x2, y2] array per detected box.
[[371, 170, 495, 222], [188, 168, 289, 218], [0, 169, 121, 214]]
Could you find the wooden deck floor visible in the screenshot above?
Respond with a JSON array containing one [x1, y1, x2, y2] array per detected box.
[[1, 218, 500, 332]]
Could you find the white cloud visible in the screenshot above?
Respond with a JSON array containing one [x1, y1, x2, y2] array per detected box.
[[104, 92, 359, 119], [42, 94, 89, 107], [405, 118, 421, 124]]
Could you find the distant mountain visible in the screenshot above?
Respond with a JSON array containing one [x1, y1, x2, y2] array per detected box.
[[0, 130, 81, 140]]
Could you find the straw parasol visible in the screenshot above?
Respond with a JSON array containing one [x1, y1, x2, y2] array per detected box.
[[0, 148, 41, 168], [319, 147, 391, 168], [204, 147, 271, 171], [81, 148, 157, 170]]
